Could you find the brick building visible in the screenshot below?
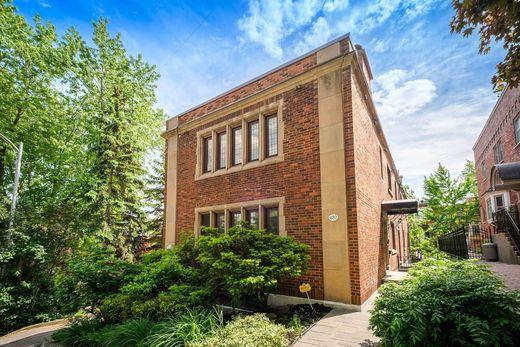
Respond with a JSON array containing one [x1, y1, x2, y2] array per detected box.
[[474, 86, 520, 227], [163, 34, 412, 306]]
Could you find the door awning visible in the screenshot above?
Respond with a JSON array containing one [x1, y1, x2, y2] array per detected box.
[[381, 199, 418, 215], [490, 162, 520, 191]]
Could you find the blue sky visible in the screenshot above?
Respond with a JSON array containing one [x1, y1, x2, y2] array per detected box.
[[15, 0, 505, 197]]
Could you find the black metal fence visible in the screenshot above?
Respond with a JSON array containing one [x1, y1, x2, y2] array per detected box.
[[438, 227, 470, 259]]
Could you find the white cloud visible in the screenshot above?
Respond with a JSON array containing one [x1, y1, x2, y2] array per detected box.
[[238, 0, 442, 58], [39, 1, 51, 8], [373, 69, 437, 122]]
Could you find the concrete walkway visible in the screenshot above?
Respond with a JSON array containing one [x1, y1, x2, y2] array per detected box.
[[0, 319, 67, 347], [293, 292, 380, 347], [479, 261, 520, 290]]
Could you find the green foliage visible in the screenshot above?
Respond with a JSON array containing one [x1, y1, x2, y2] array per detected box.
[[197, 223, 310, 306], [422, 162, 479, 238], [192, 313, 290, 347], [451, 0, 520, 91], [144, 308, 223, 347], [98, 318, 155, 347], [52, 319, 106, 347], [99, 248, 206, 322], [370, 257, 520, 346], [54, 239, 137, 314]]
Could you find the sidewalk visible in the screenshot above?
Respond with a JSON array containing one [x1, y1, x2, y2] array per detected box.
[[0, 319, 67, 347], [479, 261, 520, 290]]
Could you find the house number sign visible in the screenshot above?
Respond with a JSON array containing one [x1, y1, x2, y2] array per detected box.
[[328, 214, 339, 222]]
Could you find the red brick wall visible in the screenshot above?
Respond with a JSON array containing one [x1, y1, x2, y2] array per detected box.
[[474, 87, 520, 227], [174, 81, 325, 300], [347, 66, 400, 303]]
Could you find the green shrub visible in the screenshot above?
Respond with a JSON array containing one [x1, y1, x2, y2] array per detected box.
[[54, 239, 138, 313], [370, 257, 520, 346], [143, 308, 223, 347], [197, 223, 310, 306], [97, 318, 155, 347], [192, 313, 289, 347], [99, 248, 206, 322], [52, 318, 106, 347]]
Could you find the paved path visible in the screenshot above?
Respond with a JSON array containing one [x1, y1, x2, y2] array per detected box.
[[479, 261, 520, 290], [293, 286, 383, 347], [0, 320, 67, 347]]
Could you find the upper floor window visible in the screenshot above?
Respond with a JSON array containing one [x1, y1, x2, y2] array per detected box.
[[494, 141, 503, 163], [515, 115, 520, 143], [379, 147, 383, 179], [265, 114, 278, 157], [482, 160, 488, 180], [387, 166, 392, 193], [232, 126, 242, 166], [196, 100, 283, 179], [248, 120, 259, 161], [217, 132, 227, 169], [203, 137, 213, 173]]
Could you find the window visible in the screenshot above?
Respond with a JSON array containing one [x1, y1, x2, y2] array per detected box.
[[200, 213, 210, 234], [486, 198, 493, 220], [387, 166, 392, 193], [232, 127, 242, 166], [229, 210, 241, 227], [203, 137, 213, 173], [248, 120, 259, 161], [246, 208, 259, 228], [264, 207, 279, 234], [265, 115, 278, 157], [482, 160, 487, 180], [214, 212, 225, 233], [217, 132, 226, 169], [494, 140, 503, 163], [379, 147, 383, 178], [494, 195, 505, 211], [515, 116, 520, 144]]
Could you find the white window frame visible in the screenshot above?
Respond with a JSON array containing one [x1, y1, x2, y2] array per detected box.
[[484, 191, 510, 222]]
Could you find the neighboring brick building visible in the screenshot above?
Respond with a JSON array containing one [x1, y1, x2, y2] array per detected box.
[[474, 86, 520, 228], [163, 34, 411, 306]]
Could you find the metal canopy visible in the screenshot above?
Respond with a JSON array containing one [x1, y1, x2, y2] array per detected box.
[[381, 199, 418, 215], [490, 161, 520, 191]]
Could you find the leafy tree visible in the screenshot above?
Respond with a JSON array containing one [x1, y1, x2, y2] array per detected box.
[[422, 161, 479, 238], [451, 0, 520, 91], [64, 18, 164, 259]]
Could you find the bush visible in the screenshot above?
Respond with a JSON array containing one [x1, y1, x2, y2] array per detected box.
[[193, 313, 290, 347], [52, 318, 106, 347], [97, 318, 155, 347], [143, 308, 223, 347], [370, 257, 520, 346], [197, 223, 310, 307], [99, 248, 207, 322]]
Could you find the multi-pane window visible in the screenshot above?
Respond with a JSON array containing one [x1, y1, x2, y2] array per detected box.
[[232, 127, 242, 166], [486, 198, 493, 220], [495, 195, 505, 211], [248, 120, 259, 161], [265, 115, 278, 157], [200, 213, 210, 234], [229, 211, 241, 227], [246, 208, 259, 228], [264, 207, 279, 234], [215, 212, 225, 233], [515, 117, 520, 144], [217, 132, 227, 169], [203, 137, 213, 173], [494, 141, 503, 163]]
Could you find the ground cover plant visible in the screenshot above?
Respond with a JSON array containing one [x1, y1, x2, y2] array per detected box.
[[370, 256, 520, 346]]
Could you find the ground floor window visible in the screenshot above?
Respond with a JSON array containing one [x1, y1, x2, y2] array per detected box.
[[484, 191, 510, 222], [195, 197, 285, 236]]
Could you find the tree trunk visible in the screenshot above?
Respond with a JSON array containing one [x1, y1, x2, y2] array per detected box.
[[0, 146, 6, 193]]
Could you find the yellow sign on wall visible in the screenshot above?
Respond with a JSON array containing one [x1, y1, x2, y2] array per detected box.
[[299, 283, 311, 293]]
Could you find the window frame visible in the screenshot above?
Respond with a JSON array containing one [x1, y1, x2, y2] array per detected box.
[[515, 115, 520, 145], [216, 131, 227, 170], [202, 136, 213, 173], [494, 140, 504, 164], [264, 205, 279, 234], [195, 100, 284, 180]]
